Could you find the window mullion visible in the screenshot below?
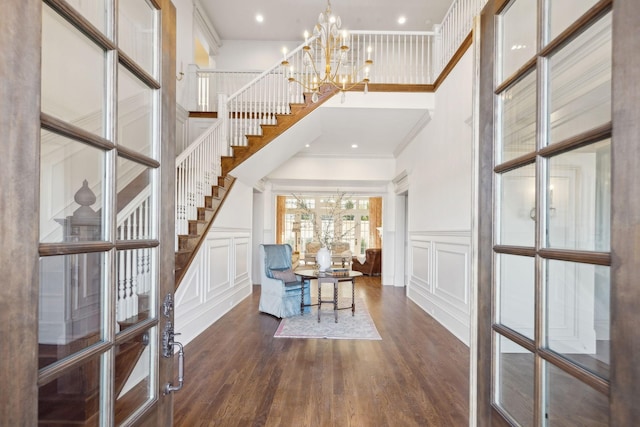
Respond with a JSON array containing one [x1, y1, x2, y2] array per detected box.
[[100, 2, 118, 423]]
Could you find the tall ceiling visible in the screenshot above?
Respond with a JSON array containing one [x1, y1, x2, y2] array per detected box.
[[197, 0, 453, 181], [199, 0, 454, 42]]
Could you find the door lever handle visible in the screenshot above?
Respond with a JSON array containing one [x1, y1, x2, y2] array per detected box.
[[163, 341, 185, 395]]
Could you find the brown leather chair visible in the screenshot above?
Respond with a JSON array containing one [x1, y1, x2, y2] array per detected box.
[[351, 248, 381, 276]]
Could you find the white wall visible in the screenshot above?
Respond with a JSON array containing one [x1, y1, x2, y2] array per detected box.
[[174, 0, 196, 110], [396, 47, 474, 345], [174, 180, 254, 345], [215, 40, 300, 71]]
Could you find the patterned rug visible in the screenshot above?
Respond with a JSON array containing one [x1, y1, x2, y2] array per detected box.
[[274, 297, 382, 340]]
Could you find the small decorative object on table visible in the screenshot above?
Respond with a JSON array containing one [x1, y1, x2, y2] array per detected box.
[[325, 267, 349, 277], [316, 246, 332, 271]]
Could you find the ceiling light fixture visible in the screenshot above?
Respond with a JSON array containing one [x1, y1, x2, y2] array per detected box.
[[256, 14, 264, 23], [398, 16, 406, 24], [351, 144, 358, 148], [281, 0, 373, 103]]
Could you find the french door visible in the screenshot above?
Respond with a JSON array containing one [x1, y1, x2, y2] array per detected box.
[[478, 0, 640, 425], [1, 0, 176, 425]]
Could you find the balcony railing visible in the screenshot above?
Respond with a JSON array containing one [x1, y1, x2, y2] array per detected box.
[[433, 0, 488, 77], [189, 31, 435, 114]]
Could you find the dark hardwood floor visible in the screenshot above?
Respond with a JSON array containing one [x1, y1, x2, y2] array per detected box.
[[173, 277, 469, 426]]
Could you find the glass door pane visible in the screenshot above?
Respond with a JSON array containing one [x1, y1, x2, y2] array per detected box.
[[546, 140, 611, 251], [497, 254, 535, 339], [38, 354, 102, 426], [498, 71, 537, 163], [545, 260, 610, 379], [495, 334, 535, 426], [499, 0, 537, 82], [545, 362, 609, 425], [42, 4, 106, 137], [38, 0, 163, 425], [547, 14, 612, 146], [498, 164, 536, 247]]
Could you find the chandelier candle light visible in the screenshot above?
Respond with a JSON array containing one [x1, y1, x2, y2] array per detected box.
[[282, 0, 373, 103]]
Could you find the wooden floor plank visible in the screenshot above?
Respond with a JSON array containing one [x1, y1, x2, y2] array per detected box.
[[174, 277, 469, 426]]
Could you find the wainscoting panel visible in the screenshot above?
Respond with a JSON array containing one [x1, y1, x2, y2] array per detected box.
[[407, 232, 471, 345], [175, 228, 252, 345], [207, 238, 231, 300], [434, 242, 469, 307], [234, 237, 250, 284], [411, 240, 432, 291]]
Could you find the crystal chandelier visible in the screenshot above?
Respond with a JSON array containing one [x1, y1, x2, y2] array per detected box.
[[281, 0, 373, 103]]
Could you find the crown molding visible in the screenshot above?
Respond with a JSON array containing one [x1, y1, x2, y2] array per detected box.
[[193, 0, 222, 55]]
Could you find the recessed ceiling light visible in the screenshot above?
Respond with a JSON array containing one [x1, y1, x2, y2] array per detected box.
[[398, 16, 406, 25], [305, 144, 310, 148], [351, 144, 358, 148], [256, 14, 264, 23]]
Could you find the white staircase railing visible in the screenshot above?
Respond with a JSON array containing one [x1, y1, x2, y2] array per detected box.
[[191, 69, 262, 112], [433, 0, 488, 77], [223, 31, 435, 147], [116, 188, 152, 324], [175, 120, 226, 245]]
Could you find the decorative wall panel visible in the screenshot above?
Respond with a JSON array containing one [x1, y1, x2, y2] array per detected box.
[[407, 232, 471, 345], [175, 228, 252, 345]]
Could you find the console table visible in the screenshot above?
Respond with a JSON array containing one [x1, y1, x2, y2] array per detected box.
[[295, 270, 363, 323]]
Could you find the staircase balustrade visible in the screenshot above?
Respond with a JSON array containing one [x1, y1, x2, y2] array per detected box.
[[200, 31, 435, 147], [116, 189, 151, 324], [175, 120, 225, 243], [433, 0, 488, 77]]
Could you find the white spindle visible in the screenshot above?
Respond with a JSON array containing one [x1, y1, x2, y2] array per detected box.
[[175, 120, 225, 248], [117, 226, 126, 322]]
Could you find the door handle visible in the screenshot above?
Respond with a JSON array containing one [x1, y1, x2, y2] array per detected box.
[[161, 293, 185, 394], [163, 340, 185, 395]]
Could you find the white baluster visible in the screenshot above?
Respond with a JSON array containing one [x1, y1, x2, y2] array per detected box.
[[117, 225, 126, 322], [125, 220, 134, 320], [130, 247, 139, 317]]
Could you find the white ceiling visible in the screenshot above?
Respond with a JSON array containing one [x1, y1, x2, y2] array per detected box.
[[302, 92, 433, 157], [199, 0, 454, 41]]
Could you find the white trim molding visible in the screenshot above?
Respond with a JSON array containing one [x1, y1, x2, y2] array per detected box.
[[193, 0, 222, 56], [407, 231, 471, 345]]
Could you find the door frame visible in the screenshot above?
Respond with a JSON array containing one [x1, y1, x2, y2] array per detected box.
[[0, 1, 42, 425]]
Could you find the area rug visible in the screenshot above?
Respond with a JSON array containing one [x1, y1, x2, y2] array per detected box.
[[274, 297, 382, 340]]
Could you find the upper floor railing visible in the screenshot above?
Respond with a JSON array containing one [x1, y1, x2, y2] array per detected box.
[[188, 31, 435, 114], [225, 31, 435, 146], [433, 0, 488, 77]]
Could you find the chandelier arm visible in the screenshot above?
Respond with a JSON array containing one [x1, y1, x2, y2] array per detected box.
[[329, 52, 344, 83], [303, 49, 324, 89]]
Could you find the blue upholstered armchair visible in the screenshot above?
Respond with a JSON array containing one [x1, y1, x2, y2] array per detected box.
[[259, 244, 311, 318]]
